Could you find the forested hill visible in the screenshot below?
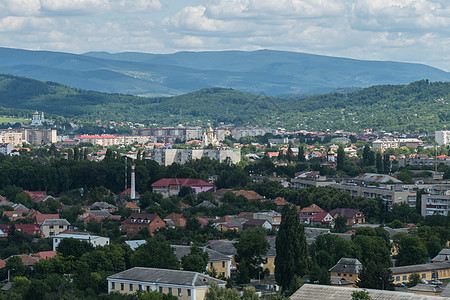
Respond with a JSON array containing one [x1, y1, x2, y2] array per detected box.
[[1, 47, 450, 96], [0, 74, 449, 133]]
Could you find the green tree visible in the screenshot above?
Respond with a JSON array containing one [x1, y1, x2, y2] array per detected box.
[[352, 290, 372, 300], [234, 227, 270, 283], [275, 204, 309, 293], [131, 240, 180, 270], [357, 261, 393, 290], [337, 145, 345, 171], [393, 233, 428, 266], [205, 283, 241, 300], [181, 246, 209, 273], [333, 215, 348, 233], [5, 256, 26, 277], [57, 238, 95, 259], [406, 273, 422, 288]]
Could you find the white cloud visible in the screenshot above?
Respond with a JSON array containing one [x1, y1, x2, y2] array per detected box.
[[39, 0, 110, 14], [113, 0, 162, 13], [165, 6, 224, 32], [0, 0, 41, 17]]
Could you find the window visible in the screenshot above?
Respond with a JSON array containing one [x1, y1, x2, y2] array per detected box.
[[403, 275, 407, 280], [50, 225, 54, 229], [210, 263, 213, 269], [222, 261, 225, 268], [422, 274, 426, 279], [178, 288, 182, 296], [147, 286, 150, 292], [121, 283, 124, 291], [343, 274, 346, 276], [168, 287, 172, 294], [187, 289, 191, 297], [396, 276, 400, 281], [349, 274, 352, 277], [139, 284, 142, 291], [111, 282, 115, 290], [159, 287, 163, 293], [222, 272, 225, 277], [129, 284, 133, 291], [337, 273, 341, 276], [157, 220, 159, 224], [59, 225, 64, 229]]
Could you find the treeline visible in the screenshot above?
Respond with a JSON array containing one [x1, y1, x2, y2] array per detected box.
[[1, 74, 450, 132]]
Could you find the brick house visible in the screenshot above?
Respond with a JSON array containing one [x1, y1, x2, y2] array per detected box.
[[329, 208, 365, 225], [120, 213, 165, 237]]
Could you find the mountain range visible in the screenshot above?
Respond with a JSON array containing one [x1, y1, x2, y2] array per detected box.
[[0, 47, 449, 96]]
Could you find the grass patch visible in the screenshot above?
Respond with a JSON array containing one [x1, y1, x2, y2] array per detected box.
[[0, 116, 30, 125]]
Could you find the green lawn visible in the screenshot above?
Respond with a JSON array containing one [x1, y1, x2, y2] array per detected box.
[[0, 116, 30, 125]]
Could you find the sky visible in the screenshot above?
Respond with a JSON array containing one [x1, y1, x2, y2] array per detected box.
[[1, 0, 450, 71]]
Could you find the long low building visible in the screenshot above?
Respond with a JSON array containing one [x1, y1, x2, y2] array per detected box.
[[107, 267, 226, 300], [391, 262, 450, 285], [150, 148, 241, 166], [52, 232, 110, 251]]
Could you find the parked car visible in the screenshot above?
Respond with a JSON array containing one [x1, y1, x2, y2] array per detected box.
[[431, 280, 442, 285]]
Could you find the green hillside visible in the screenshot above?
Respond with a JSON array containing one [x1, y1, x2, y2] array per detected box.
[[0, 74, 449, 133]]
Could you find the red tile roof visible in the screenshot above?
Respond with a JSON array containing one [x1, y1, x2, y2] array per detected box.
[[15, 224, 42, 236], [311, 212, 332, 223], [121, 213, 160, 225], [273, 197, 289, 206], [35, 214, 60, 225], [299, 204, 325, 214], [0, 259, 5, 269], [120, 188, 140, 195], [232, 190, 264, 200], [125, 202, 140, 209], [7, 254, 39, 266], [32, 251, 57, 260], [151, 178, 213, 188]]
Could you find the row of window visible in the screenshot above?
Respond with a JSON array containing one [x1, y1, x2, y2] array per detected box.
[[395, 273, 427, 282], [111, 282, 191, 297]]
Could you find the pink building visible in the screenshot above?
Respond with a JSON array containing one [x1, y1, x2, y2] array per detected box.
[[151, 178, 213, 198]]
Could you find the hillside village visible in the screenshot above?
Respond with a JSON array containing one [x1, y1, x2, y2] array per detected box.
[[0, 118, 450, 299]]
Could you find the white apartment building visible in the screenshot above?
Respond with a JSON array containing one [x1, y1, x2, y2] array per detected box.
[[436, 131, 450, 146]]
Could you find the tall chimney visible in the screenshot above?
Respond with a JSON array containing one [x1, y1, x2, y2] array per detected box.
[[131, 159, 136, 200]]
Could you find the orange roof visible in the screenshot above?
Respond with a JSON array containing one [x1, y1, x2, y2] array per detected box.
[[7, 254, 39, 266], [232, 190, 264, 200], [32, 251, 57, 260], [36, 214, 60, 224], [125, 202, 140, 209], [299, 204, 325, 213], [273, 197, 289, 206], [0, 259, 5, 269]]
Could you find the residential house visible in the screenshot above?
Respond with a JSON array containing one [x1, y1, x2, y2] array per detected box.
[[299, 204, 325, 215], [407, 284, 443, 297], [231, 190, 264, 201], [15, 224, 43, 236], [120, 213, 165, 237], [40, 219, 70, 238], [5, 254, 40, 267], [391, 262, 450, 285], [164, 213, 187, 228], [78, 209, 120, 223], [242, 219, 272, 231], [53, 232, 110, 251], [195, 201, 216, 208], [273, 197, 289, 207], [253, 211, 282, 230], [125, 202, 141, 213], [90, 202, 117, 212], [196, 217, 209, 228], [151, 178, 213, 198], [217, 223, 239, 232], [35, 213, 60, 225], [328, 258, 363, 286], [310, 212, 334, 227], [24, 191, 54, 204], [2, 210, 26, 221], [171, 245, 232, 278], [32, 251, 57, 260], [329, 208, 365, 225], [432, 248, 450, 263], [120, 188, 140, 199], [107, 267, 226, 299]]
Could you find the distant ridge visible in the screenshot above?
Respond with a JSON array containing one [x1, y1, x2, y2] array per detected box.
[[0, 47, 448, 96]]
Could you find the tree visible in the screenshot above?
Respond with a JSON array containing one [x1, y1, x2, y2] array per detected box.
[[357, 261, 393, 290], [337, 145, 345, 171], [375, 152, 382, 173], [131, 240, 180, 270], [333, 215, 348, 233], [352, 290, 372, 300], [406, 273, 422, 287], [234, 227, 270, 283], [57, 238, 95, 259], [275, 204, 309, 293], [181, 246, 209, 273], [205, 283, 241, 300], [393, 233, 428, 266], [5, 256, 26, 277]]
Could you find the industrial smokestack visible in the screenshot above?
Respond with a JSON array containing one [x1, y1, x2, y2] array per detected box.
[[131, 159, 136, 200]]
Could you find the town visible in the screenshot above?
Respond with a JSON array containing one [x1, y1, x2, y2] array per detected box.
[[0, 113, 450, 300]]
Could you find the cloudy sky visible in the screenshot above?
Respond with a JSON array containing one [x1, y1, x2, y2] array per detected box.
[[1, 0, 450, 70]]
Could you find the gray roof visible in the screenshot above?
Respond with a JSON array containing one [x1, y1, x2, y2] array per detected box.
[[125, 240, 147, 251], [107, 267, 226, 287], [90, 202, 117, 210], [207, 240, 237, 256], [354, 173, 402, 184], [0, 201, 14, 207], [329, 258, 362, 274], [383, 227, 410, 238], [391, 262, 450, 275], [291, 284, 445, 300], [88, 209, 114, 217], [408, 284, 443, 293], [441, 283, 450, 297], [171, 245, 231, 262], [330, 276, 353, 286], [196, 201, 216, 208], [432, 248, 450, 263], [41, 219, 70, 226]]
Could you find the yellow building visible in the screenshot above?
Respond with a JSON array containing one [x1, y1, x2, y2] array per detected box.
[[328, 258, 362, 286], [172, 245, 232, 278], [391, 262, 450, 284], [107, 267, 226, 300]]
